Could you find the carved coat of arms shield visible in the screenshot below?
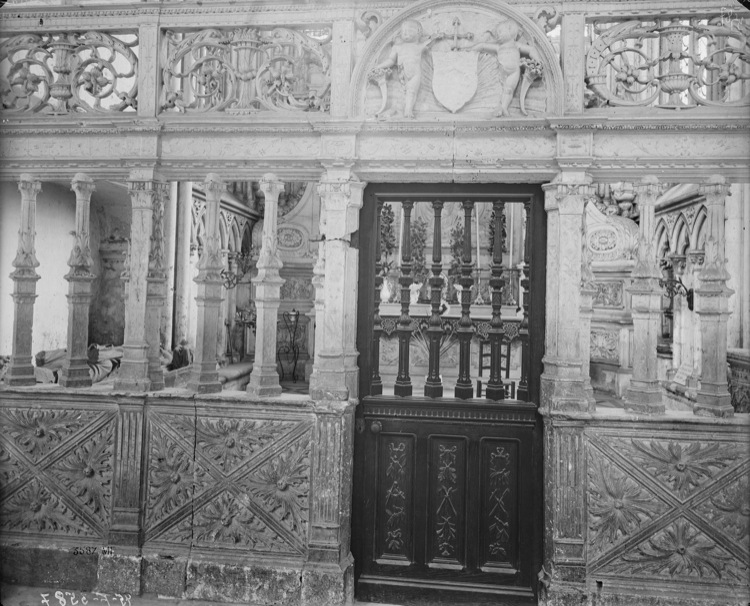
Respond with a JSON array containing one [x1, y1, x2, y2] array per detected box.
[[431, 51, 479, 113]]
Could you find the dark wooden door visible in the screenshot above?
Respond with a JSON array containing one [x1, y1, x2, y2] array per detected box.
[[353, 184, 545, 605]]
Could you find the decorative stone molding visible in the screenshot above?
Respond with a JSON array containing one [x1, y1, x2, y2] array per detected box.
[[350, 0, 563, 119]]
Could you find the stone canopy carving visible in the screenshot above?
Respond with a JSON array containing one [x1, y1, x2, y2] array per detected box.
[[351, 0, 562, 119]]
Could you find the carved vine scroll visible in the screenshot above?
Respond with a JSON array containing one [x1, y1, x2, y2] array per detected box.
[[586, 16, 750, 108], [161, 26, 332, 114], [0, 31, 138, 114]]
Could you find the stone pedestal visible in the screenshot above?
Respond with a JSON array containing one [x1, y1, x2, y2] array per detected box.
[[116, 171, 166, 392], [188, 174, 225, 394], [309, 170, 364, 401], [246, 174, 285, 397], [540, 174, 593, 412], [624, 175, 664, 413], [6, 175, 42, 387], [60, 173, 96, 388], [694, 175, 734, 417]]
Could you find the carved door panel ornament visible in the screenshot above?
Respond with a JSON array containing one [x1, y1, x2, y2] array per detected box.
[[352, 0, 563, 120]]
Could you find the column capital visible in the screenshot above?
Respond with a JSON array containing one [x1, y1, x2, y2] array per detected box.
[[317, 175, 366, 241], [259, 173, 284, 201], [543, 173, 593, 213], [71, 172, 95, 197], [699, 174, 730, 202], [204, 173, 225, 198], [18, 174, 42, 199], [634, 175, 660, 203]]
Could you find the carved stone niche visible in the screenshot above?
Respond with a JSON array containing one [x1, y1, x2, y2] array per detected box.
[[349, 0, 563, 120]]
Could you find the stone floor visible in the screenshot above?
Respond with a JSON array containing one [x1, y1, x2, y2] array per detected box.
[[0, 585, 403, 606]]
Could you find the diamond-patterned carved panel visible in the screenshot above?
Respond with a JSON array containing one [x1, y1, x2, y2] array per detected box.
[[588, 433, 749, 588], [145, 411, 312, 555], [588, 446, 669, 559], [0, 407, 115, 539]]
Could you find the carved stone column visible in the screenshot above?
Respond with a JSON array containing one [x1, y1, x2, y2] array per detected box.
[[579, 210, 596, 408], [308, 240, 326, 381], [303, 401, 356, 605], [188, 174, 225, 394], [246, 174, 285, 397], [172, 181, 193, 346], [6, 174, 42, 387], [59, 173, 96, 388], [694, 175, 734, 417], [624, 176, 665, 413], [309, 168, 365, 401], [540, 173, 594, 412], [145, 181, 169, 391], [115, 171, 166, 392]]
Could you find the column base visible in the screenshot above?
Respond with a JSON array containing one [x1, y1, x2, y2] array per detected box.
[[694, 390, 734, 417], [541, 358, 593, 412], [246, 367, 282, 397], [301, 557, 354, 606], [58, 361, 92, 388], [114, 377, 153, 392], [624, 380, 665, 414], [187, 373, 222, 394], [116, 344, 151, 391], [5, 362, 36, 386], [309, 354, 359, 401]]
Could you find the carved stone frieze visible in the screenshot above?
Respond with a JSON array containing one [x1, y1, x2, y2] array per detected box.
[[694, 472, 750, 548], [590, 329, 619, 362], [0, 31, 138, 114], [351, 0, 563, 119], [592, 281, 624, 308]]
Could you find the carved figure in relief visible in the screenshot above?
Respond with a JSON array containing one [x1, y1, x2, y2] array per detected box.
[[462, 20, 541, 116], [373, 19, 444, 118]]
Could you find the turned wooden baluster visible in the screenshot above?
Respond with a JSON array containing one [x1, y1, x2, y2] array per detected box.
[[394, 200, 414, 397], [517, 200, 531, 401], [371, 199, 384, 396], [425, 200, 444, 398], [485, 201, 506, 401], [455, 200, 474, 399]]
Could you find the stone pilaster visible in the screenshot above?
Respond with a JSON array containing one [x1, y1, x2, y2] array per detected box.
[[540, 173, 593, 413], [246, 174, 285, 397], [188, 174, 225, 394], [116, 171, 164, 392], [624, 175, 665, 413], [303, 401, 356, 606], [173, 181, 193, 346], [309, 168, 365, 402], [561, 12, 586, 114], [6, 174, 42, 386], [543, 420, 587, 590], [308, 240, 325, 381], [137, 21, 159, 118], [694, 175, 734, 417], [579, 209, 596, 408], [59, 173, 96, 388], [330, 20, 355, 118], [145, 180, 170, 391]]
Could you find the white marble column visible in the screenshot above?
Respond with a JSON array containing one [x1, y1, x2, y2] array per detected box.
[[188, 174, 225, 393], [540, 173, 594, 412], [59, 173, 96, 388], [307, 241, 325, 381], [694, 175, 734, 417], [725, 183, 748, 349], [161, 181, 178, 350], [624, 176, 665, 413], [309, 168, 365, 401], [6, 174, 42, 386], [172, 181, 193, 346], [115, 170, 166, 392], [246, 174, 286, 397], [145, 181, 170, 391]]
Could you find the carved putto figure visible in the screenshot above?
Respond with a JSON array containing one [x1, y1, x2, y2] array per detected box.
[[372, 19, 444, 118], [462, 20, 541, 116]]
